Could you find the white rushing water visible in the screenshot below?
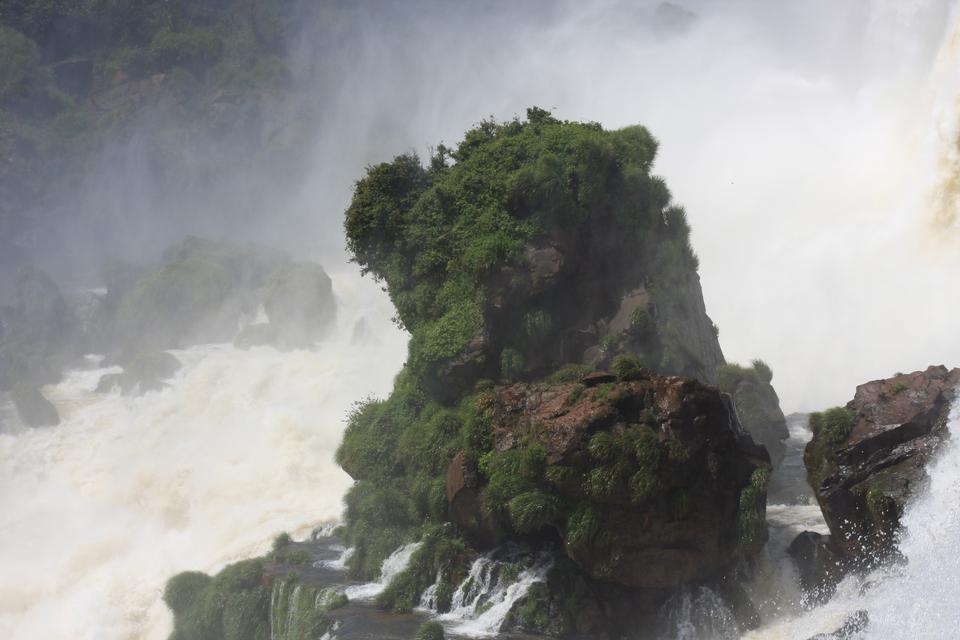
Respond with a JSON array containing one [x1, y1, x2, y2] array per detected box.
[[427, 548, 553, 637], [343, 542, 422, 601], [0, 272, 406, 640]]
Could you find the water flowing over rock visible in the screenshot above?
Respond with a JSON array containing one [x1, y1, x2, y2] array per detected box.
[[802, 365, 960, 562]]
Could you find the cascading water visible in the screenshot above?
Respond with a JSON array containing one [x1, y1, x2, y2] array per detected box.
[[343, 542, 422, 601], [418, 547, 553, 637], [0, 272, 406, 640]]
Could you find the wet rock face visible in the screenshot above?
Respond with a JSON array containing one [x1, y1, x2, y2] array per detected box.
[[804, 365, 960, 560], [787, 531, 846, 602], [447, 369, 770, 589]]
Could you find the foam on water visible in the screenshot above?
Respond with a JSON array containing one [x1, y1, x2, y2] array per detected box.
[[0, 272, 406, 640]]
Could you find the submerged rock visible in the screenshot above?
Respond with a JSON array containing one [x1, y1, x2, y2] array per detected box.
[[803, 365, 959, 561], [12, 382, 59, 427]]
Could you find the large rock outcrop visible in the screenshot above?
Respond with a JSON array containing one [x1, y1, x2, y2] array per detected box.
[[331, 110, 778, 636], [802, 365, 959, 561], [447, 369, 770, 589], [717, 361, 790, 467]]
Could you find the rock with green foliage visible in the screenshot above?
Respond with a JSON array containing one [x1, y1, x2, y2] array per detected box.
[[164, 550, 342, 640], [801, 365, 960, 563], [335, 110, 771, 636], [717, 360, 789, 467], [164, 559, 272, 640], [344, 107, 723, 401], [444, 367, 770, 588]]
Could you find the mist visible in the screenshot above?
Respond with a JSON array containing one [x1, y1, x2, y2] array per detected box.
[[3, 2, 960, 639], [8, 0, 955, 411]]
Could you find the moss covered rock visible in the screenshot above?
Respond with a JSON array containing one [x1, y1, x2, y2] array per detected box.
[[446, 369, 769, 588]]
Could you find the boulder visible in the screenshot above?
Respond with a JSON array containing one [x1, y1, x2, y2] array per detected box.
[[96, 351, 181, 395], [448, 369, 770, 589], [787, 531, 846, 602], [804, 366, 960, 560], [12, 382, 59, 427]]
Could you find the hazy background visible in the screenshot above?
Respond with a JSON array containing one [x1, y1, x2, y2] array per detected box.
[[10, 0, 960, 411]]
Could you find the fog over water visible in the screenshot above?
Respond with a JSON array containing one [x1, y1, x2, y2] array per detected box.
[[29, 0, 957, 410]]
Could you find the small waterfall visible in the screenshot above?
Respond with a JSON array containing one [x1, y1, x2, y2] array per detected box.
[[663, 587, 739, 640], [316, 545, 353, 571], [269, 578, 338, 640], [427, 548, 552, 637], [344, 542, 421, 600], [418, 571, 442, 611]]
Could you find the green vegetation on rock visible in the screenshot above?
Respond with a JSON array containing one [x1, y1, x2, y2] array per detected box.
[[804, 406, 856, 490], [164, 560, 271, 640], [336, 111, 753, 616]]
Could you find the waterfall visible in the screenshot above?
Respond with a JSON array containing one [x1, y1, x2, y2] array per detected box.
[[343, 542, 422, 601], [269, 578, 339, 640], [664, 587, 740, 640], [418, 547, 553, 637]]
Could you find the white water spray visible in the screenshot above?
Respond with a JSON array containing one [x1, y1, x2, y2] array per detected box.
[[0, 272, 406, 640]]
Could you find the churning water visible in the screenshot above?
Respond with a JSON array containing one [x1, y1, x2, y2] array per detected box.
[[0, 273, 406, 640]]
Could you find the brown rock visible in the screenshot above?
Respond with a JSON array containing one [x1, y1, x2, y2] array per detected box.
[[806, 365, 960, 560], [449, 370, 770, 589]]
